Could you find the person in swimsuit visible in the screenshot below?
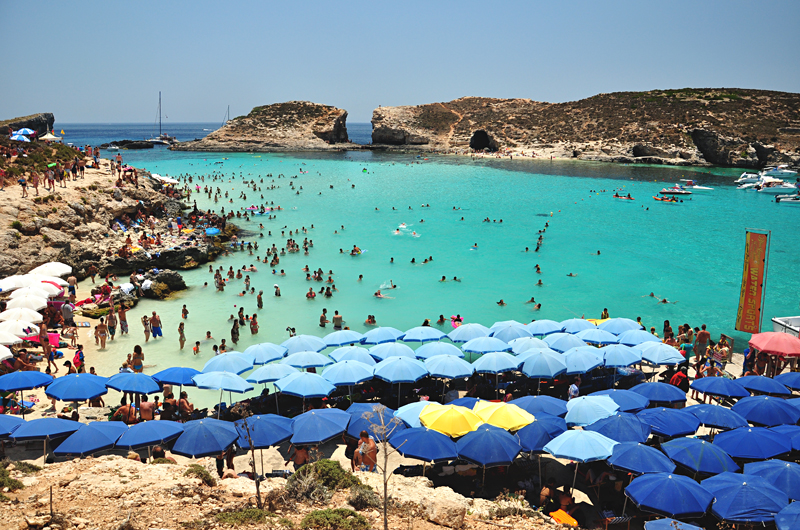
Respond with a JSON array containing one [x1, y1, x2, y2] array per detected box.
[[141, 315, 151, 342], [96, 317, 109, 349], [131, 345, 145, 373], [149, 312, 162, 339], [106, 309, 117, 341], [178, 322, 186, 349]]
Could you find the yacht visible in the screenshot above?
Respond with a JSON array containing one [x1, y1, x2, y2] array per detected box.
[[772, 315, 800, 337], [761, 165, 797, 178]]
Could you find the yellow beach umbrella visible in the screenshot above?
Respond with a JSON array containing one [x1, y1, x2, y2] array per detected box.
[[473, 401, 535, 431], [419, 404, 483, 438]]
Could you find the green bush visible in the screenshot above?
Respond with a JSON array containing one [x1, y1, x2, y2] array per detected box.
[[151, 458, 175, 465], [10, 221, 22, 230], [300, 509, 369, 530], [347, 483, 381, 510], [2, 460, 41, 475], [0, 466, 24, 492], [184, 464, 216, 486], [308, 459, 360, 491], [214, 508, 276, 526]]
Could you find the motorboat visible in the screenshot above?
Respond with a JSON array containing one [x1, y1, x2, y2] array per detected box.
[[772, 315, 800, 337], [776, 195, 800, 205], [735, 172, 761, 184], [106, 144, 121, 150], [761, 165, 798, 178], [658, 185, 692, 197], [679, 179, 713, 191], [756, 182, 798, 195], [737, 176, 783, 191]]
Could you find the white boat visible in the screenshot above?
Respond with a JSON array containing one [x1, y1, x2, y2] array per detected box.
[[761, 165, 797, 178], [776, 196, 800, 205], [146, 92, 177, 145], [738, 176, 784, 191], [679, 179, 713, 191], [106, 144, 121, 150], [659, 185, 692, 197], [735, 172, 761, 184], [756, 183, 797, 195], [772, 316, 800, 337]]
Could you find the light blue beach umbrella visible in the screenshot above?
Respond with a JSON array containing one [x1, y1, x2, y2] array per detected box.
[[424, 355, 474, 379], [601, 344, 642, 367], [106, 372, 161, 395], [53, 422, 127, 457], [243, 343, 287, 364], [415, 341, 465, 360], [202, 352, 254, 375], [638, 342, 685, 365], [564, 395, 620, 427], [321, 360, 374, 386], [10, 134, 30, 142], [329, 346, 376, 365], [617, 329, 661, 347], [590, 389, 650, 413], [490, 324, 532, 344], [462, 337, 512, 357], [402, 326, 446, 343], [205, 227, 220, 236], [246, 363, 299, 384], [447, 323, 490, 343], [362, 326, 405, 345], [516, 346, 560, 365], [598, 318, 643, 335], [561, 318, 596, 334], [585, 412, 652, 443], [45, 373, 108, 402], [544, 429, 617, 490], [373, 356, 429, 384], [323, 329, 365, 347], [395, 401, 443, 428], [544, 333, 587, 353], [526, 319, 564, 336], [152, 367, 201, 386], [489, 320, 526, 333], [563, 346, 604, 375], [280, 350, 334, 369], [291, 408, 350, 445], [193, 371, 254, 393], [369, 342, 416, 361], [281, 334, 327, 353], [520, 350, 567, 379], [471, 351, 520, 374], [576, 328, 618, 345], [509, 336, 549, 354], [234, 414, 293, 449], [116, 421, 184, 450], [13, 128, 36, 135], [274, 372, 335, 399]]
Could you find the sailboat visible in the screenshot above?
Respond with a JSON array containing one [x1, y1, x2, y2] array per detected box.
[[221, 105, 231, 128], [147, 91, 177, 145]]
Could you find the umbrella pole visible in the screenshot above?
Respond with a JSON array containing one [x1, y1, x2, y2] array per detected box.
[[275, 392, 280, 415], [538, 454, 542, 486], [260, 448, 264, 477], [571, 461, 578, 492], [397, 383, 401, 409], [621, 474, 632, 516], [217, 389, 223, 419], [349, 385, 353, 405], [496, 374, 499, 400]]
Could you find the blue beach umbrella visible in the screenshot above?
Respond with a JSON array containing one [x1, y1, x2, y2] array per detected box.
[[713, 426, 792, 460], [526, 319, 564, 336], [777, 503, 800, 530], [617, 329, 661, 347], [488, 320, 526, 333], [13, 128, 36, 135], [490, 325, 532, 344], [205, 227, 220, 236], [609, 442, 676, 475], [329, 346, 376, 365], [585, 412, 651, 443], [446, 323, 490, 343], [45, 373, 108, 402], [395, 401, 443, 428], [54, 422, 127, 456], [323, 330, 365, 347], [116, 421, 184, 450], [684, 404, 748, 430], [243, 343, 287, 364], [362, 327, 405, 345], [280, 350, 333, 369], [291, 408, 350, 445], [424, 355, 474, 379], [789, 398, 800, 411], [701, 472, 789, 524], [0, 415, 25, 438], [601, 344, 642, 367], [775, 371, 800, 390], [172, 418, 239, 458], [519, 350, 567, 379], [347, 405, 405, 441], [462, 336, 512, 355], [590, 389, 650, 413], [457, 425, 521, 468], [735, 375, 791, 396], [347, 403, 379, 415], [637, 408, 700, 438], [544, 429, 617, 490], [508, 336, 549, 354], [638, 343, 685, 365], [732, 395, 800, 427], [690, 377, 749, 399], [321, 360, 374, 386], [402, 326, 445, 343], [516, 413, 567, 452], [630, 382, 686, 404], [744, 460, 800, 500], [771, 425, 800, 451], [152, 367, 201, 386], [516, 346, 559, 364], [449, 396, 482, 408], [576, 328, 618, 345], [661, 438, 739, 476], [0, 371, 53, 392], [235, 414, 293, 449], [202, 353, 254, 375], [373, 356, 428, 384], [10, 134, 30, 142], [368, 342, 415, 362], [415, 342, 464, 360], [274, 372, 335, 399], [12, 417, 82, 441], [389, 426, 458, 462], [193, 371, 254, 393], [565, 395, 619, 427], [247, 363, 299, 384], [563, 346, 604, 375], [471, 351, 519, 374], [544, 333, 587, 353], [626, 473, 713, 519], [560, 318, 596, 334], [106, 372, 161, 394], [598, 318, 643, 335], [510, 395, 567, 417], [281, 334, 327, 353]]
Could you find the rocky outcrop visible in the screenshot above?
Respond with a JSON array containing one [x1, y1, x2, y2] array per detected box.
[[99, 139, 154, 149], [173, 101, 350, 152], [0, 112, 54, 137]]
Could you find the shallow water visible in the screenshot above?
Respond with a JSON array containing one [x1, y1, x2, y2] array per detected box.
[[76, 145, 799, 408]]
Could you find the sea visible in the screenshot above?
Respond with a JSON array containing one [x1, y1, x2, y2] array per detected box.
[[56, 122, 800, 408]]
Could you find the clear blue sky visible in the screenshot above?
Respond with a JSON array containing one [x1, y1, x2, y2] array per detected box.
[[2, 0, 798, 124]]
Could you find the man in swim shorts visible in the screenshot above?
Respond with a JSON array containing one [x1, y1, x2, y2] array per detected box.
[[150, 311, 163, 338]]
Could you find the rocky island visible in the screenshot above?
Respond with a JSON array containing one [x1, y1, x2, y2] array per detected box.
[[173, 101, 350, 152]]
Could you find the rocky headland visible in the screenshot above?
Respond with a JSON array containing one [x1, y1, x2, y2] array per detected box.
[[0, 113, 55, 137], [173, 101, 350, 152]]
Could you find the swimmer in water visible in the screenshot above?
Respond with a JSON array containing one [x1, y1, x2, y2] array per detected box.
[[525, 297, 536, 304], [533, 303, 542, 310], [497, 299, 507, 306], [537, 280, 543, 286], [567, 273, 577, 277], [452, 276, 461, 282], [440, 276, 447, 282], [388, 281, 397, 289], [658, 298, 677, 304]]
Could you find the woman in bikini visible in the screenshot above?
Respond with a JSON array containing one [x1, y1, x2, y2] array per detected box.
[[96, 317, 109, 349], [178, 322, 186, 349], [141, 315, 151, 342], [131, 345, 145, 373]]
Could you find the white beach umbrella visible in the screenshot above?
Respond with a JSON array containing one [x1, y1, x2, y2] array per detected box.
[[0, 320, 40, 337], [0, 308, 43, 323], [29, 262, 72, 277], [0, 345, 12, 363], [0, 332, 24, 345], [30, 275, 68, 287], [6, 296, 48, 311], [0, 278, 19, 293], [6, 274, 67, 288], [9, 287, 50, 299], [32, 283, 63, 296]]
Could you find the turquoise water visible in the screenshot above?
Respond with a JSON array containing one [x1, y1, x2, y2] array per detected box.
[[85, 148, 799, 408]]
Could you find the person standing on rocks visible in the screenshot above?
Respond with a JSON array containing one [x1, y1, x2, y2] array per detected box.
[[149, 311, 162, 339]]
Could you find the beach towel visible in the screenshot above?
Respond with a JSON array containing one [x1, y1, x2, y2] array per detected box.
[[24, 332, 61, 344]]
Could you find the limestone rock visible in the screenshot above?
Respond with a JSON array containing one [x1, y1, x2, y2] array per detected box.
[[40, 227, 72, 248], [420, 486, 469, 528], [0, 112, 54, 138]]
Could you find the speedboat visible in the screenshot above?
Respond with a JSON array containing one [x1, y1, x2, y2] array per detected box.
[[772, 315, 800, 336], [776, 195, 800, 205], [756, 182, 797, 195], [735, 172, 761, 184], [659, 185, 692, 197], [738, 176, 783, 191], [106, 144, 120, 150], [761, 165, 797, 178], [679, 179, 713, 191]]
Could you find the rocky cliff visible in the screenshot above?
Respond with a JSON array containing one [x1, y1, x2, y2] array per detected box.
[[371, 89, 800, 168], [0, 112, 55, 137], [174, 101, 350, 152]]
